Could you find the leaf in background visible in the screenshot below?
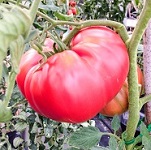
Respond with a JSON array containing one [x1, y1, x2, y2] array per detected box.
[[109, 136, 118, 150], [142, 136, 151, 150], [39, 1, 59, 11], [29, 143, 37, 150], [140, 121, 150, 138], [31, 122, 38, 134], [118, 140, 125, 150], [54, 11, 73, 21], [91, 146, 109, 150], [134, 0, 140, 6], [0, 101, 13, 123], [111, 115, 120, 133], [68, 126, 102, 149], [14, 121, 28, 132], [33, 22, 44, 30], [25, 29, 39, 43], [44, 124, 54, 138], [0, 141, 7, 149], [13, 111, 27, 121], [137, 44, 143, 52], [10, 36, 24, 73], [2, 62, 9, 80], [13, 137, 24, 148], [65, 147, 80, 150]]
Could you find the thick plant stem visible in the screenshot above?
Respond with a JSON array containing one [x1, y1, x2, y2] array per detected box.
[[29, 0, 41, 24], [139, 94, 151, 110], [125, 0, 151, 149], [3, 72, 16, 107], [25, 0, 41, 39], [63, 20, 129, 45]]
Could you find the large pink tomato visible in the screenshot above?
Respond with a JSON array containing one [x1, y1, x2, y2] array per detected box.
[[16, 26, 129, 123]]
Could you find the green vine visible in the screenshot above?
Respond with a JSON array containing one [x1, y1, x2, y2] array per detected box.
[[63, 20, 129, 46], [125, 0, 151, 149], [139, 94, 151, 110]]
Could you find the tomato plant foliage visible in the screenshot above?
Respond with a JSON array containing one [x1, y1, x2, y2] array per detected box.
[[16, 26, 129, 123]]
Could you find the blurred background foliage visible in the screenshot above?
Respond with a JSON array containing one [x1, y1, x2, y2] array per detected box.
[[79, 0, 130, 22]]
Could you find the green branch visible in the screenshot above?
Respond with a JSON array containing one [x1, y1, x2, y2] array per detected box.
[[125, 0, 151, 149], [63, 20, 129, 46], [139, 94, 151, 110], [3, 71, 16, 107]]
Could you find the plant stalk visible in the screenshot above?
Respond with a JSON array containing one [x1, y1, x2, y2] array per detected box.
[[3, 71, 16, 107], [125, 0, 151, 149], [139, 94, 151, 110], [63, 20, 129, 46]]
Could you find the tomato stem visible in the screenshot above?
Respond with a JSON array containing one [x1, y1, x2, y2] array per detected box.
[[3, 71, 16, 107], [139, 94, 151, 110], [125, 0, 151, 149], [63, 20, 129, 46]]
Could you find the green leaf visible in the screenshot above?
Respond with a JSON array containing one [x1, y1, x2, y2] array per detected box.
[[31, 122, 38, 134], [65, 147, 80, 150], [0, 141, 7, 149], [109, 136, 118, 150], [14, 121, 28, 132], [140, 122, 150, 138], [68, 126, 102, 149], [10, 36, 25, 73], [25, 29, 39, 43], [13, 111, 27, 121], [13, 137, 24, 148], [91, 146, 109, 150], [111, 116, 120, 132], [118, 140, 125, 150], [39, 2, 59, 11], [142, 136, 151, 150], [44, 124, 53, 138], [0, 101, 13, 123], [54, 11, 73, 21], [2, 62, 9, 80]]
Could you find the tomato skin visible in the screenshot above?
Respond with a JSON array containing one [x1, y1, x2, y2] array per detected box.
[[67, 9, 73, 15], [16, 26, 129, 123], [100, 66, 143, 117], [71, 7, 77, 15], [16, 38, 54, 96], [69, 0, 76, 7], [44, 38, 54, 48]]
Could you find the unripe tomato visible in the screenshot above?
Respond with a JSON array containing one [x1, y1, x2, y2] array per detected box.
[[99, 66, 143, 117]]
